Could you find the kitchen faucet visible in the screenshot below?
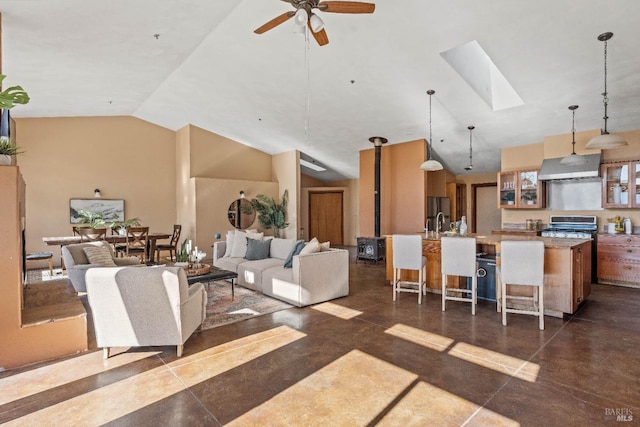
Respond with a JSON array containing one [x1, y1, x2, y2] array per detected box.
[[436, 212, 444, 235]]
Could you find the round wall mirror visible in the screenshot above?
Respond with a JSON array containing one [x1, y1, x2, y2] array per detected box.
[[227, 198, 255, 230]]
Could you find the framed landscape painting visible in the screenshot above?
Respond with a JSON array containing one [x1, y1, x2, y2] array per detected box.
[[69, 198, 124, 224]]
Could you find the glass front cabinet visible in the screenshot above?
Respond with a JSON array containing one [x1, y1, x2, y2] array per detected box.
[[601, 161, 640, 208], [498, 169, 545, 209]]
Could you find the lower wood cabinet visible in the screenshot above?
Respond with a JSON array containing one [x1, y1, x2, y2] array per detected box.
[[384, 235, 591, 317], [598, 234, 640, 286]]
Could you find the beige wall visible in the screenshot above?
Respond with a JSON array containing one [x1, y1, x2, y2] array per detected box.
[[16, 116, 177, 266], [359, 139, 428, 237], [501, 128, 640, 230]]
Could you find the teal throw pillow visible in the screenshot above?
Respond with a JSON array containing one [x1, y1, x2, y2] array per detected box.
[[245, 238, 272, 261], [284, 239, 306, 268]]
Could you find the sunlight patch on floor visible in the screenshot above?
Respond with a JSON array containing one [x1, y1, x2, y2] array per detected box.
[[0, 350, 160, 406], [384, 324, 455, 352], [448, 342, 540, 382], [377, 381, 519, 426], [3, 365, 183, 426], [169, 325, 306, 385], [4, 326, 306, 426], [226, 349, 418, 426], [312, 302, 362, 319]]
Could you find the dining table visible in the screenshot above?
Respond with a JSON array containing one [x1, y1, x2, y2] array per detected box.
[[43, 232, 172, 265]]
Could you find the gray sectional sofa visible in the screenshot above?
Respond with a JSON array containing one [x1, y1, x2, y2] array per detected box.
[[213, 236, 349, 307]]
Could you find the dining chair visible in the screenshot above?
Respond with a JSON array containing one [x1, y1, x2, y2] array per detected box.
[[76, 227, 107, 242], [155, 224, 182, 263], [497, 240, 545, 330], [391, 234, 427, 304], [441, 236, 478, 315], [116, 226, 150, 263]]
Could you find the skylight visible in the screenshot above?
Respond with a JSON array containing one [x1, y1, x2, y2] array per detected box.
[[300, 158, 327, 172], [440, 40, 524, 111]]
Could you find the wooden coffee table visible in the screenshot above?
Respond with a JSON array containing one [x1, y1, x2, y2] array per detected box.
[[186, 266, 238, 299]]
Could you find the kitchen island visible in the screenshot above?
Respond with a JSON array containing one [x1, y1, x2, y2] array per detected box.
[[385, 233, 591, 317]]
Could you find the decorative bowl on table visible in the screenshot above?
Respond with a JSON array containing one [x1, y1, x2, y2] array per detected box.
[[184, 263, 211, 277]]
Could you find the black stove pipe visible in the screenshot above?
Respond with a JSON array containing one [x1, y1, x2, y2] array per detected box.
[[369, 136, 388, 238]]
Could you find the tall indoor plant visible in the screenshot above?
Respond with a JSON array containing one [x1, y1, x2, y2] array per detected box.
[[248, 190, 289, 238]]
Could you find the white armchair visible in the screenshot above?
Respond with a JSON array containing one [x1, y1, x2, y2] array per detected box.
[[86, 266, 207, 358], [61, 241, 141, 292]]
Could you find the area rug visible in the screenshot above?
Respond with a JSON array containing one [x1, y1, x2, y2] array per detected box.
[[25, 268, 67, 283], [201, 280, 294, 330]]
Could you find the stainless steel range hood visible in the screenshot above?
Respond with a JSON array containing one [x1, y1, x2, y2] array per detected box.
[[538, 153, 602, 181]]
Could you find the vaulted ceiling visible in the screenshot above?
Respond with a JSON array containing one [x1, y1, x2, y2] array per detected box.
[[2, 0, 639, 181]]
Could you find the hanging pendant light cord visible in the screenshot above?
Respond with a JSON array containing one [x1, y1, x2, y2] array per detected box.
[[427, 90, 434, 160], [304, 25, 311, 145], [601, 35, 609, 134], [571, 106, 577, 154]]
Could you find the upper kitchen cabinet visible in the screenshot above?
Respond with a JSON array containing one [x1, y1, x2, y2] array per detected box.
[[498, 169, 545, 209], [601, 161, 640, 208]]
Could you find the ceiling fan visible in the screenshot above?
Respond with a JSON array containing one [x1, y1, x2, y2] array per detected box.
[[254, 1, 376, 46]]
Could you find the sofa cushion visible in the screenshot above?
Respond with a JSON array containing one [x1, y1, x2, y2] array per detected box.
[[214, 256, 246, 273], [237, 258, 284, 291], [223, 231, 235, 257], [300, 238, 321, 256], [284, 240, 305, 268], [320, 241, 331, 251], [230, 231, 249, 258], [83, 245, 117, 267], [270, 238, 297, 260], [246, 238, 271, 260]]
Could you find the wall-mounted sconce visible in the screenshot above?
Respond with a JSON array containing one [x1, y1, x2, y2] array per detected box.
[[239, 191, 245, 199], [94, 188, 101, 198]]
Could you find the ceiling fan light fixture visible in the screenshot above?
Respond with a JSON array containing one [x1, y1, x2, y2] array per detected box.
[[586, 32, 628, 150], [309, 13, 324, 33], [294, 8, 308, 26]]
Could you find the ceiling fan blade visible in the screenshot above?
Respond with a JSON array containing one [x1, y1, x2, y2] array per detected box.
[[309, 23, 329, 46], [254, 11, 295, 34], [318, 1, 375, 13]]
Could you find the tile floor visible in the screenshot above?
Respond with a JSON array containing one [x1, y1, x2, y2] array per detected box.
[[1, 248, 638, 426]]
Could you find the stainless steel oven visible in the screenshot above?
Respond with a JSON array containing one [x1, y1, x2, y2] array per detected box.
[[541, 215, 598, 280]]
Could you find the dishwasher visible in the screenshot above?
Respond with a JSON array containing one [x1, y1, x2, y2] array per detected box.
[[467, 253, 497, 302]]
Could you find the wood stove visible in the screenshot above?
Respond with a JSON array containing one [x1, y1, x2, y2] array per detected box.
[[357, 136, 387, 263]]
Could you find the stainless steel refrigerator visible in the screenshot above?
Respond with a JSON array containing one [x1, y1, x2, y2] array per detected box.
[[426, 197, 451, 233]]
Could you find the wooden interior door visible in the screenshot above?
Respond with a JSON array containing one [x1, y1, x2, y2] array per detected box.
[[309, 191, 343, 245]]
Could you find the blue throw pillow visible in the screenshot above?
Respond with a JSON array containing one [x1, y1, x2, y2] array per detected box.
[[245, 238, 272, 261], [283, 239, 305, 268]]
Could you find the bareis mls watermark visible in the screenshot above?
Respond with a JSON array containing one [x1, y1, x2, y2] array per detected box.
[[604, 408, 633, 422]]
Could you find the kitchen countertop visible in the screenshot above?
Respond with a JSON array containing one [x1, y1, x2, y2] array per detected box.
[[414, 233, 591, 249]]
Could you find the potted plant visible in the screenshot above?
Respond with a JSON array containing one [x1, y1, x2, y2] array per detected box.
[[175, 240, 190, 267], [248, 190, 289, 238], [110, 217, 142, 235], [0, 74, 29, 166], [0, 136, 23, 166], [0, 74, 30, 109], [76, 209, 108, 229]]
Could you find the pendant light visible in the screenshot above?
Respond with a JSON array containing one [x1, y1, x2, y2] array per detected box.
[[464, 126, 474, 171], [560, 105, 587, 165], [419, 90, 443, 171], [586, 32, 628, 149]]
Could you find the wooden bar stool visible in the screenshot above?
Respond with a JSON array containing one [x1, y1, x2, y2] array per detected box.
[[26, 252, 54, 275]]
